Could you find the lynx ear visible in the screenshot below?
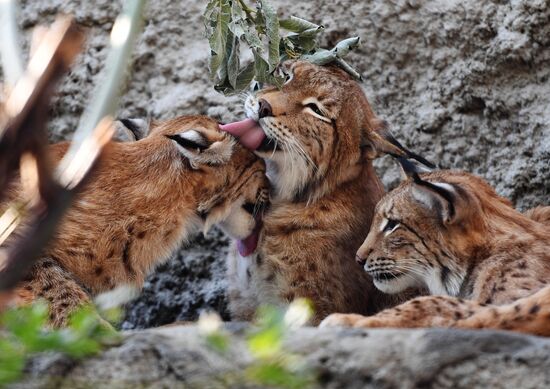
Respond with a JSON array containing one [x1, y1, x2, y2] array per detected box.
[[362, 119, 435, 169], [410, 178, 458, 225], [166, 129, 234, 168], [397, 156, 433, 180], [115, 118, 150, 141]]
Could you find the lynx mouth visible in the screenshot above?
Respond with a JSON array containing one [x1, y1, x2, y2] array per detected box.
[[219, 119, 280, 152], [236, 220, 262, 257], [256, 136, 280, 152], [370, 271, 404, 282]]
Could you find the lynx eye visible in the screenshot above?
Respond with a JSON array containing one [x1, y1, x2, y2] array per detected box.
[[242, 202, 256, 215], [305, 103, 323, 116], [302, 98, 330, 122], [283, 71, 293, 84], [383, 219, 399, 233]]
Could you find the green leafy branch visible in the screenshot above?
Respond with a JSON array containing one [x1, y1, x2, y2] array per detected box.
[[204, 0, 361, 95], [201, 299, 315, 389], [0, 302, 120, 387]]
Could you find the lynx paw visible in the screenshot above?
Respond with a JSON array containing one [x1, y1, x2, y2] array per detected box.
[[319, 313, 369, 328]]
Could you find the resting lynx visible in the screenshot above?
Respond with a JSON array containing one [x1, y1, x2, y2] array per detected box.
[[322, 162, 550, 336], [4, 116, 268, 326], [220, 60, 430, 323]]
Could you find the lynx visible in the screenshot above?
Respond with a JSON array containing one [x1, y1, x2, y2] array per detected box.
[[220, 60, 430, 323], [4, 116, 268, 326], [322, 162, 550, 336]]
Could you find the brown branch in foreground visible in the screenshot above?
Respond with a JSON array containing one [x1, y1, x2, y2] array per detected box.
[[0, 17, 83, 202], [0, 120, 114, 294], [0, 17, 114, 305]]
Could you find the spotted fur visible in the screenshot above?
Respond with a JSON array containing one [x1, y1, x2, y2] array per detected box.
[[3, 116, 268, 326], [321, 170, 550, 336]]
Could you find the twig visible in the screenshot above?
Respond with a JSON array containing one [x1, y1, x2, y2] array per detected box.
[[0, 119, 113, 293], [0, 0, 147, 302], [0, 17, 85, 296], [0, 17, 84, 198], [68, 0, 145, 149]]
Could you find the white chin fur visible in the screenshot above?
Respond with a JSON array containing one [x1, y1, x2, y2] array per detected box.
[[372, 275, 419, 294], [218, 206, 256, 240], [94, 284, 140, 310]]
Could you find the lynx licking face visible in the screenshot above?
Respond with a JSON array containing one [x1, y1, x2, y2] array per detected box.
[[221, 61, 428, 323]]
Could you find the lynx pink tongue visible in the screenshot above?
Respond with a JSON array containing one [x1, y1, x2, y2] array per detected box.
[[236, 223, 261, 257], [219, 119, 266, 150]]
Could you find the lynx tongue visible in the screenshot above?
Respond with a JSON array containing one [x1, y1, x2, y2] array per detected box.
[[236, 222, 262, 257], [219, 119, 266, 150]]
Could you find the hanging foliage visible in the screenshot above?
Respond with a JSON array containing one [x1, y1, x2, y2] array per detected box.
[[204, 0, 361, 94]]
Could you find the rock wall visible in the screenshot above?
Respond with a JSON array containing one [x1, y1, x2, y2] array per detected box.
[[6, 0, 549, 327]]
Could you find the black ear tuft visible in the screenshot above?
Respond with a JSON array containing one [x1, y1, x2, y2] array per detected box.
[[117, 118, 149, 140], [383, 131, 435, 169], [166, 132, 208, 152], [397, 156, 423, 180], [120, 119, 141, 136]]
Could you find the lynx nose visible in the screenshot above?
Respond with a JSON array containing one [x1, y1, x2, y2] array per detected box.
[[355, 255, 366, 267], [258, 99, 273, 118]]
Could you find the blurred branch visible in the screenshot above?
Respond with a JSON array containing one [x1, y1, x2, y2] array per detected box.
[[0, 17, 83, 198], [0, 0, 24, 88], [0, 0, 147, 304], [0, 17, 85, 297], [68, 0, 145, 148], [0, 120, 113, 294]]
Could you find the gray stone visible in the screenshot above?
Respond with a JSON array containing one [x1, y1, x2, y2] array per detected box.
[[12, 326, 550, 388]]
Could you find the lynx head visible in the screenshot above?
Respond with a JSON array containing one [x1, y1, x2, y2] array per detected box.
[[122, 115, 269, 256], [220, 60, 430, 203], [355, 164, 506, 297]]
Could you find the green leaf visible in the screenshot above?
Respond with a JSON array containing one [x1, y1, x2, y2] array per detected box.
[[228, 0, 247, 39], [279, 16, 321, 33], [333, 36, 361, 58], [227, 34, 240, 88], [235, 61, 256, 91], [246, 361, 313, 389], [258, 0, 280, 71], [267, 73, 285, 89], [253, 50, 269, 84], [0, 340, 25, 386], [205, 332, 230, 353], [207, 0, 231, 80]]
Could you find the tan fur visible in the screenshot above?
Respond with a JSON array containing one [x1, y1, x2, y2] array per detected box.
[[3, 116, 268, 326], [228, 61, 416, 324], [321, 170, 550, 336], [524, 206, 550, 226]]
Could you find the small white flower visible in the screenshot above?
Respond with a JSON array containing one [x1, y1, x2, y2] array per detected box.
[[198, 311, 222, 335], [284, 298, 313, 329]]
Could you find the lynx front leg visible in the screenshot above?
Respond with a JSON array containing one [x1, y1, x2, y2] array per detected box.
[[321, 295, 486, 329], [14, 258, 92, 327], [455, 286, 550, 336]]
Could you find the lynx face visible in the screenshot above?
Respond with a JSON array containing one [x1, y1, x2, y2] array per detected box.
[[119, 115, 269, 244], [355, 171, 492, 296], [235, 60, 387, 203]]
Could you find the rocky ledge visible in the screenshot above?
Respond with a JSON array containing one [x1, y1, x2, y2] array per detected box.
[[13, 326, 550, 388]]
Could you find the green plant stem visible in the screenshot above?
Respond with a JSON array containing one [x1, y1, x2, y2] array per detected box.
[[237, 0, 255, 19]]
